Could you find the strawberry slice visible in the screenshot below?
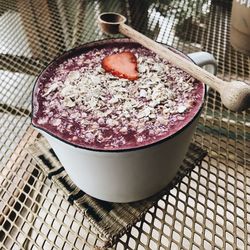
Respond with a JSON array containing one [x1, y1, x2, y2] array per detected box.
[[102, 51, 138, 80]]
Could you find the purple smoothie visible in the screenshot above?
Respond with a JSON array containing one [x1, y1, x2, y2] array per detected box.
[[32, 40, 205, 151]]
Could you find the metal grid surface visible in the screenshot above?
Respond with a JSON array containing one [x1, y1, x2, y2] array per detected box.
[[0, 0, 249, 249]]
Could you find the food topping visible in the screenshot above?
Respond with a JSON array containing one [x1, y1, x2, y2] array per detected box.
[[34, 45, 203, 150]]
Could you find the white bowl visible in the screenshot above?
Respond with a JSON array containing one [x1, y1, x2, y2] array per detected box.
[[32, 38, 215, 203]]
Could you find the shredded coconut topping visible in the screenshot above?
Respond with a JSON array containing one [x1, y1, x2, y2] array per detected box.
[[34, 45, 203, 150]]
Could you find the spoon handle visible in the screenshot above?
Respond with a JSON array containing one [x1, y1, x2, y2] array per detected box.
[[119, 23, 224, 92]]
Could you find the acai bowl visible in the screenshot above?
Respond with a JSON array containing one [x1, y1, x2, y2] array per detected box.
[[32, 38, 208, 202]]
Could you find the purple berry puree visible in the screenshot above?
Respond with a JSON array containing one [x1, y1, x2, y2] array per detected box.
[[32, 41, 205, 151]]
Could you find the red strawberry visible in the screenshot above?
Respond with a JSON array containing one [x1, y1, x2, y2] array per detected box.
[[102, 52, 138, 80]]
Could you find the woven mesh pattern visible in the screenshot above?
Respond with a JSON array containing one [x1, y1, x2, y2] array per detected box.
[[0, 0, 249, 249], [26, 137, 206, 247]]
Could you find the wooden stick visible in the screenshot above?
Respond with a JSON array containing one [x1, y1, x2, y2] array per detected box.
[[98, 13, 250, 112]]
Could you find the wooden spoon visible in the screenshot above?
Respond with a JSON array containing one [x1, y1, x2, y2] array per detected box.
[[98, 12, 250, 112]]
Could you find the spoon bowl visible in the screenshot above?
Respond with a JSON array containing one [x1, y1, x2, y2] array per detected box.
[[98, 12, 126, 34]]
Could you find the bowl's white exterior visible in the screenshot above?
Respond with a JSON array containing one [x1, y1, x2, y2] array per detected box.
[[38, 114, 199, 203]]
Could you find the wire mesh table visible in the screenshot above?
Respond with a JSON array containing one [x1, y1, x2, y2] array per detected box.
[[0, 0, 249, 249]]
